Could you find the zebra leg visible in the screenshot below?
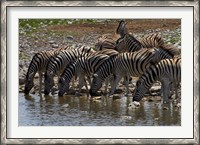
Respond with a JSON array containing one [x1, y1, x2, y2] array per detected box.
[[104, 78, 109, 94], [161, 80, 170, 104], [86, 76, 91, 87], [175, 83, 180, 102], [71, 76, 75, 90], [76, 76, 84, 96], [109, 74, 123, 96], [39, 72, 42, 95], [84, 77, 90, 97], [124, 76, 130, 96]]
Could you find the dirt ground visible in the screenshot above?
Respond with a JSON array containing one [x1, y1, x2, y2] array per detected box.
[[48, 19, 181, 37]]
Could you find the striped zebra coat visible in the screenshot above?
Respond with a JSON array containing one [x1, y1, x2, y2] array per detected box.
[[90, 47, 173, 96], [44, 45, 95, 95], [58, 53, 113, 97], [132, 57, 181, 104], [24, 46, 72, 94]]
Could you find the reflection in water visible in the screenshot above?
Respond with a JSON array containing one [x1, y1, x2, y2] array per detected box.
[[19, 93, 181, 126]]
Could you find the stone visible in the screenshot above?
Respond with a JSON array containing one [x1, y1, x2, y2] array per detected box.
[[52, 44, 59, 48], [66, 35, 73, 41], [163, 107, 169, 110], [113, 95, 121, 100], [62, 104, 69, 108]]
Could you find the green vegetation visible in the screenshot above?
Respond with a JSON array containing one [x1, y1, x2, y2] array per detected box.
[[19, 51, 29, 60], [19, 19, 100, 38], [19, 19, 98, 29]]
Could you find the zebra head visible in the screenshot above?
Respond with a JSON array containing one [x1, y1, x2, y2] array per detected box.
[[24, 77, 34, 94], [58, 77, 69, 97], [89, 73, 103, 96], [115, 36, 126, 52], [116, 20, 128, 37], [44, 71, 55, 95], [132, 79, 147, 102], [151, 47, 173, 63]]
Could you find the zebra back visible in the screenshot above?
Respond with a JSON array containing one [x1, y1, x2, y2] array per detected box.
[[95, 38, 116, 51], [140, 33, 164, 48], [115, 33, 143, 52], [132, 57, 181, 102], [115, 48, 163, 77], [92, 49, 119, 57], [160, 43, 181, 57]]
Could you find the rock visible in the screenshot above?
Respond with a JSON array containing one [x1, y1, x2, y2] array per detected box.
[[62, 104, 69, 108], [113, 95, 121, 100], [19, 86, 24, 93], [128, 101, 140, 109], [66, 35, 73, 41], [175, 103, 181, 108], [148, 96, 162, 101], [34, 73, 39, 79], [48, 40, 55, 44], [52, 44, 59, 48], [92, 96, 102, 100], [114, 88, 123, 94], [154, 118, 159, 121], [163, 107, 169, 110]]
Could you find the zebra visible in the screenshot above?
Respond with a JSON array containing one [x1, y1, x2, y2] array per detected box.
[[131, 57, 181, 104], [24, 46, 72, 95], [58, 53, 112, 97], [44, 45, 95, 95], [90, 47, 174, 96]]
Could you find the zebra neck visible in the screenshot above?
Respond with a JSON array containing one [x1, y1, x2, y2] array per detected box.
[[142, 65, 160, 89]]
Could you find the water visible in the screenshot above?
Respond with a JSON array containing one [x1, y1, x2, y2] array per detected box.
[[19, 93, 181, 126]]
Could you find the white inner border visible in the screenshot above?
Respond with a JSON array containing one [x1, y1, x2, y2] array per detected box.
[[7, 7, 193, 139]]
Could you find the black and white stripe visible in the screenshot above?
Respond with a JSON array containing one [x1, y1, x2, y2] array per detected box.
[[90, 47, 173, 96], [115, 33, 143, 52], [140, 33, 164, 48], [58, 53, 111, 97], [24, 46, 71, 94], [132, 57, 181, 103], [44, 45, 95, 95]]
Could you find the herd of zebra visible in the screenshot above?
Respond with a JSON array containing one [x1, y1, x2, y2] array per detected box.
[[23, 20, 181, 105]]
